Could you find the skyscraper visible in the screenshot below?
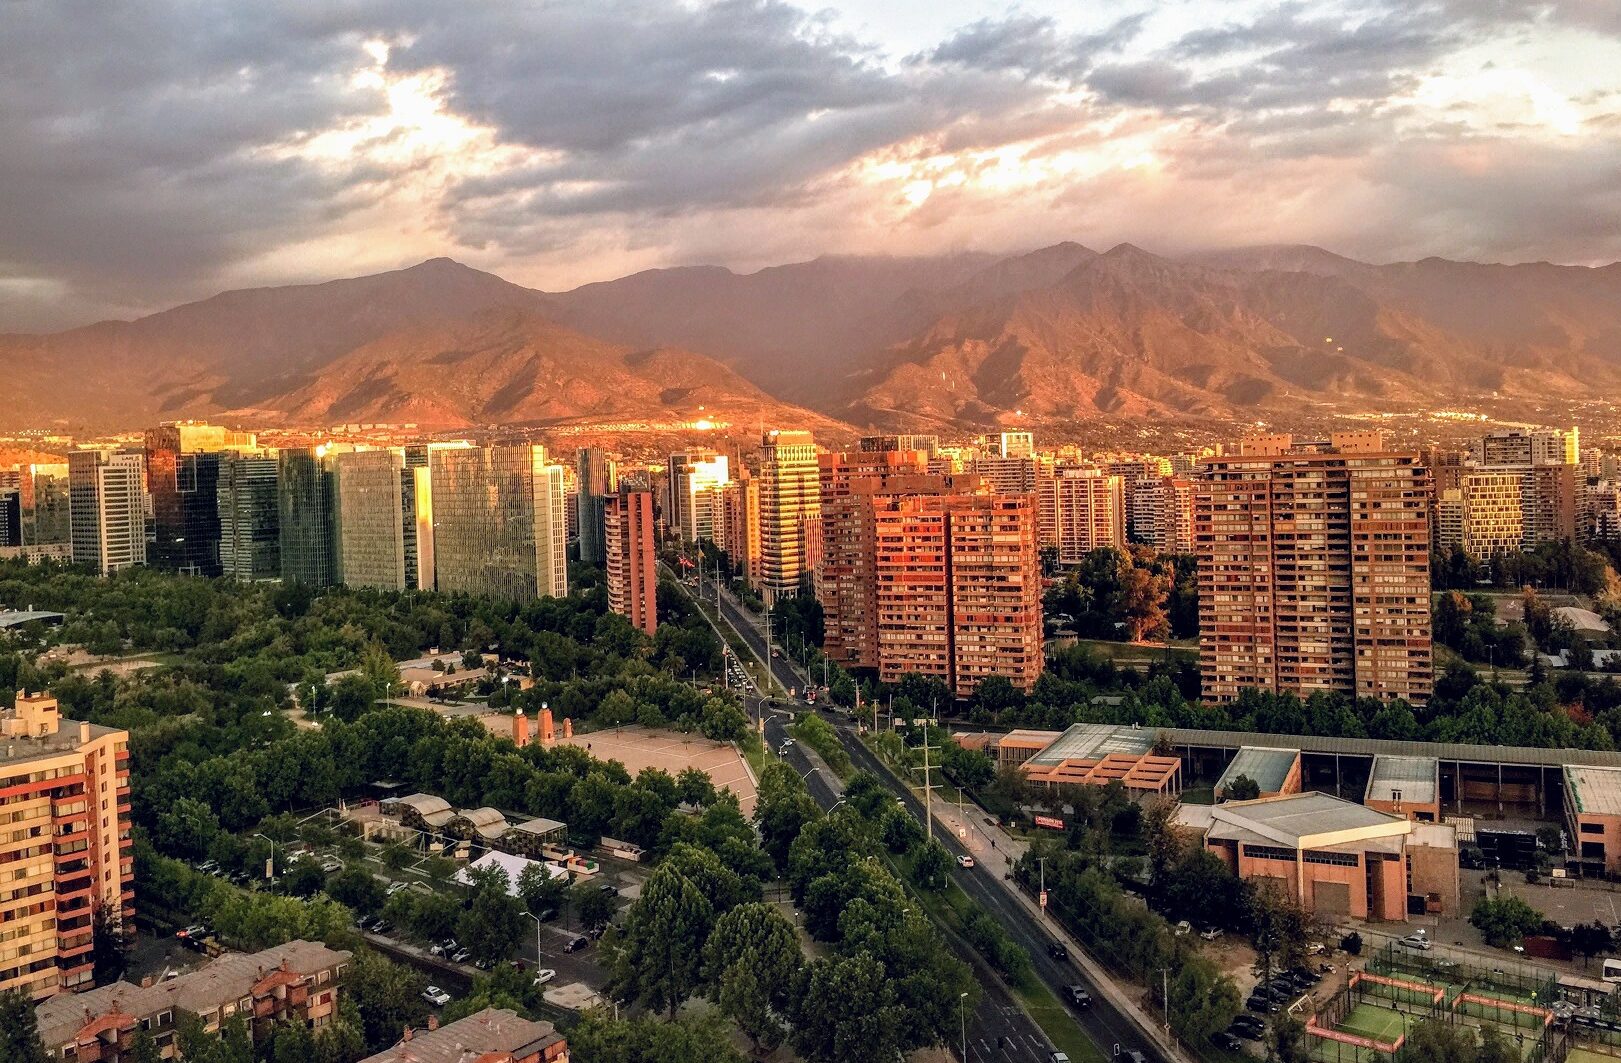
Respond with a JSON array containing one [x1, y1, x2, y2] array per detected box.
[[217, 452, 280, 582], [605, 490, 658, 635], [68, 450, 147, 575], [144, 422, 255, 577], [1043, 466, 1125, 563], [576, 447, 618, 567], [1195, 433, 1433, 705], [720, 467, 762, 584], [278, 447, 341, 588], [757, 430, 819, 602], [430, 445, 568, 603], [665, 450, 729, 543], [335, 450, 410, 590]]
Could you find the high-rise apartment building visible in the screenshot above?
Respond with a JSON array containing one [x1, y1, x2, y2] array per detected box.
[[720, 468, 762, 585], [1474, 427, 1578, 467], [0, 488, 21, 548], [217, 452, 280, 582], [1195, 434, 1432, 705], [576, 447, 618, 567], [757, 431, 819, 602], [665, 451, 729, 543], [1435, 472, 1525, 558], [0, 692, 131, 1000], [278, 447, 341, 588], [1130, 476, 1195, 554], [871, 491, 1043, 696], [68, 450, 147, 575], [145, 423, 256, 577], [1043, 466, 1125, 563], [430, 446, 568, 602], [335, 450, 413, 590], [605, 490, 658, 636]]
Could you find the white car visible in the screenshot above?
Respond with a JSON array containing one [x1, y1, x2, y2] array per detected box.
[[533, 969, 557, 986], [1174, 920, 1192, 936], [956, 855, 975, 869], [1200, 927, 1224, 941], [386, 881, 411, 896], [421, 986, 451, 1006]]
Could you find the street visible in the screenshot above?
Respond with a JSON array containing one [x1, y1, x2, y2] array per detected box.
[[760, 707, 1065, 1061]]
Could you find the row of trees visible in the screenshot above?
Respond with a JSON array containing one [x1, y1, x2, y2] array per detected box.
[[1043, 546, 1198, 643]]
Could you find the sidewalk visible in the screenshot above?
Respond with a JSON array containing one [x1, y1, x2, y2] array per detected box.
[[883, 743, 1195, 1063]]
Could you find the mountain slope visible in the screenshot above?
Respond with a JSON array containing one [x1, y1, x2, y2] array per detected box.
[[842, 244, 1621, 427]]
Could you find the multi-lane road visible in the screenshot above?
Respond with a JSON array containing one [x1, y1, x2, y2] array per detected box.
[[695, 575, 1173, 1063]]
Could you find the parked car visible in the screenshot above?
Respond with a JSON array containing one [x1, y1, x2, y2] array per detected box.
[[320, 859, 342, 874], [1047, 943, 1069, 961], [386, 881, 411, 896], [1065, 985, 1092, 1007], [956, 855, 976, 869], [450, 948, 471, 963], [1174, 920, 1192, 936], [1213, 1032, 1244, 1052], [371, 920, 393, 934], [1400, 932, 1433, 951], [564, 935, 590, 953], [1229, 1017, 1266, 1041], [421, 986, 451, 1007], [534, 969, 557, 986], [1200, 927, 1224, 941], [599, 882, 619, 896], [1124, 1051, 1148, 1063]]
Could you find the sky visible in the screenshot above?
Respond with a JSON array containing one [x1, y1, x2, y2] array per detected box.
[[2, 0, 1618, 331]]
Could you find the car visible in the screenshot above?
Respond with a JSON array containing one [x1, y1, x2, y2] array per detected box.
[[1214, 1032, 1244, 1052], [534, 969, 557, 986], [599, 882, 619, 895], [956, 855, 975, 869], [1247, 995, 1281, 1014], [1047, 942, 1069, 961], [564, 935, 589, 953], [1400, 933, 1433, 951], [1229, 1017, 1266, 1040], [1306, 942, 1326, 955], [1124, 1051, 1148, 1063], [320, 860, 342, 873], [1050, 1054, 1071, 1063], [474, 957, 495, 971], [421, 986, 451, 1007], [196, 860, 218, 873], [1200, 927, 1224, 941], [386, 881, 411, 896], [371, 920, 393, 934], [176, 924, 209, 940], [429, 942, 451, 957], [536, 907, 558, 922], [1064, 985, 1092, 1007], [451, 948, 471, 963], [588, 923, 608, 939], [1175, 920, 1192, 936]]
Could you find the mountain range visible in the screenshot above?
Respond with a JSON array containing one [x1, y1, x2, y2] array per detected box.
[[4, 243, 1620, 433]]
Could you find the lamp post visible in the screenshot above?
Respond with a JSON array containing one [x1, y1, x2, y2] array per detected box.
[[959, 991, 968, 1062], [525, 911, 545, 973], [252, 833, 278, 881]]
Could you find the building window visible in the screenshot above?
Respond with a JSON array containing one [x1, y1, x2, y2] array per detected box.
[[1581, 823, 1604, 835]]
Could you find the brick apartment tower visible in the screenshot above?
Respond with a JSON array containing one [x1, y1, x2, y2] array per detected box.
[[0, 692, 132, 999], [1194, 433, 1433, 705], [605, 490, 658, 636], [818, 445, 1043, 698]]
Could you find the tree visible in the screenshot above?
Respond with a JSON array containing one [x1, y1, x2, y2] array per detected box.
[[92, 900, 130, 985], [909, 840, 953, 892], [1268, 1013, 1310, 1063], [458, 881, 527, 965], [1403, 1018, 1476, 1063], [792, 953, 903, 1063], [1570, 921, 1615, 968], [677, 766, 718, 807], [1248, 881, 1307, 981], [327, 866, 385, 916], [127, 1029, 162, 1063], [1168, 957, 1241, 1044], [344, 950, 428, 1052], [754, 762, 822, 871], [1470, 895, 1544, 947], [1142, 794, 1185, 886], [613, 860, 715, 1016], [574, 880, 618, 930], [1478, 1024, 1517, 1063], [517, 862, 568, 917], [282, 857, 328, 898], [0, 989, 49, 1063], [1224, 773, 1261, 801], [568, 1013, 747, 1063], [703, 902, 803, 1051]]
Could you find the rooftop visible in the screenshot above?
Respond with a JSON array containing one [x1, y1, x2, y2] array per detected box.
[[1025, 722, 1157, 767], [1207, 792, 1410, 850], [1565, 766, 1621, 818], [1366, 755, 1439, 807], [1216, 746, 1300, 795], [359, 1007, 563, 1063]]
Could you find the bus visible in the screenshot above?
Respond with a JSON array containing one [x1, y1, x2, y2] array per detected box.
[[1601, 958, 1621, 984]]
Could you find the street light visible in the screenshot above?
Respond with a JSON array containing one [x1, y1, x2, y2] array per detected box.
[[525, 911, 545, 974], [959, 991, 968, 1062], [252, 833, 278, 880], [799, 767, 818, 782]]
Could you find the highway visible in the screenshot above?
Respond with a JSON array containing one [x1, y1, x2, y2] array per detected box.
[[694, 572, 1175, 1063], [759, 706, 1064, 1061]]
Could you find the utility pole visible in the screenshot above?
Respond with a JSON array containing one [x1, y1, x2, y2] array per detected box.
[[908, 729, 941, 844], [1162, 967, 1171, 1035]]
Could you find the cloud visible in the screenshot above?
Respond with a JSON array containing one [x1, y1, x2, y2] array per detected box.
[[0, 0, 1616, 331]]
